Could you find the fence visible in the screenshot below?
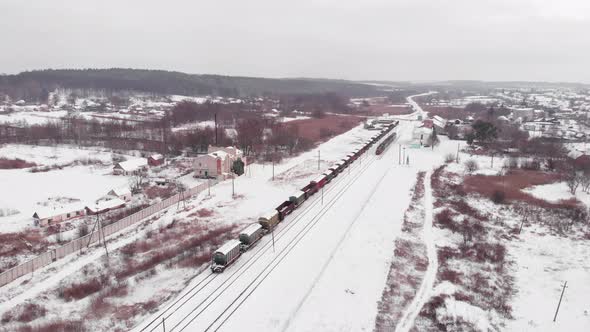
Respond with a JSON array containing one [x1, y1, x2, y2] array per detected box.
[[0, 180, 215, 288]]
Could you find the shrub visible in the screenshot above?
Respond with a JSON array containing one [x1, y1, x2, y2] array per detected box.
[[60, 277, 105, 301], [491, 190, 505, 204], [464, 159, 479, 174], [77, 223, 89, 238], [439, 269, 462, 283], [0, 158, 36, 169], [435, 209, 454, 228], [3, 303, 47, 324], [17, 320, 86, 332], [196, 208, 214, 218], [444, 153, 455, 164]]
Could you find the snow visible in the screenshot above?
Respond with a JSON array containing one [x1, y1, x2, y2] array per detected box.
[[395, 171, 437, 332], [0, 145, 130, 232], [131, 94, 465, 332], [523, 182, 573, 203], [507, 228, 590, 332], [215, 239, 241, 255]]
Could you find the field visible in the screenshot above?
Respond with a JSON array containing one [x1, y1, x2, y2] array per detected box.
[[286, 114, 364, 143]]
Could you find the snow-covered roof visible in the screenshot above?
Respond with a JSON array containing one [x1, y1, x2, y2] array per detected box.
[[149, 154, 164, 160], [115, 158, 148, 172], [33, 202, 86, 220], [86, 198, 126, 214], [214, 239, 241, 255], [209, 150, 229, 159], [261, 210, 278, 220], [109, 187, 131, 197], [240, 223, 262, 237]]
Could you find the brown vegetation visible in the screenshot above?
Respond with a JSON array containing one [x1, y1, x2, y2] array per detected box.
[[286, 114, 364, 144], [0, 158, 36, 169]]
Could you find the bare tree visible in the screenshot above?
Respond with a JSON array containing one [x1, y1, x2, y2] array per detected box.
[[129, 171, 148, 194], [464, 159, 479, 174]]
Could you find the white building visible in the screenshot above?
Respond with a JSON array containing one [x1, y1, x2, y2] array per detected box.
[[113, 158, 148, 175]]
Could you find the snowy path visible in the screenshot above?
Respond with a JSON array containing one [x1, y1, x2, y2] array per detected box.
[[395, 170, 437, 332]]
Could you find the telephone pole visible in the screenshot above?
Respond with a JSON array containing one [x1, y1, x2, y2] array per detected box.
[[318, 150, 321, 170], [553, 281, 568, 322]]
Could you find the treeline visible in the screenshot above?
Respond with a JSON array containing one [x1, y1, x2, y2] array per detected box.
[[0, 68, 385, 102]]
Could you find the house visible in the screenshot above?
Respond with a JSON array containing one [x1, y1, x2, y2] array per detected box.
[[148, 154, 165, 167], [33, 202, 86, 227], [113, 158, 148, 175], [86, 198, 126, 215], [107, 187, 132, 202], [194, 150, 232, 178]]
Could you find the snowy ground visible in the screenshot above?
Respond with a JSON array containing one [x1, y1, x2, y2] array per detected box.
[[0, 145, 134, 232], [133, 96, 462, 332]]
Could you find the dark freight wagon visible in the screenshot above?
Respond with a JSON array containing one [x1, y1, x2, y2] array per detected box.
[[276, 200, 295, 220], [239, 223, 264, 251], [211, 239, 242, 273]]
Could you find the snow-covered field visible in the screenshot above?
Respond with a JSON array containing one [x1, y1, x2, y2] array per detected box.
[[0, 145, 133, 231]]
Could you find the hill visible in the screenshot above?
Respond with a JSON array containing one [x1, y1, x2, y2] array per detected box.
[[0, 69, 385, 102]]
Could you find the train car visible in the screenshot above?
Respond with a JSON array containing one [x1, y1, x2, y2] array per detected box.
[[312, 174, 327, 188], [258, 210, 280, 230], [276, 200, 295, 221], [301, 182, 319, 199], [289, 190, 306, 207], [376, 132, 397, 155], [332, 162, 343, 174], [323, 170, 334, 183], [239, 223, 264, 252], [211, 239, 241, 273]]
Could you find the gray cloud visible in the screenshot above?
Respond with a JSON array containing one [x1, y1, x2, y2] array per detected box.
[[1, 0, 589, 82]]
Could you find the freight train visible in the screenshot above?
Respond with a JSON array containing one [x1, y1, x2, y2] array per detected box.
[[375, 132, 397, 155], [210, 121, 399, 272]]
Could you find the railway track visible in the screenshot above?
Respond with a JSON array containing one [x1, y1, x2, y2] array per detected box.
[[172, 153, 380, 331], [138, 144, 382, 332]]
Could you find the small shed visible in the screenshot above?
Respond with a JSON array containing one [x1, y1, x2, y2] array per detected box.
[[86, 198, 126, 215], [113, 159, 148, 175], [148, 154, 165, 167], [107, 187, 132, 201]]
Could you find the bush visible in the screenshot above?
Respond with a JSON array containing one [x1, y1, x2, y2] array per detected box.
[[444, 153, 455, 164], [60, 277, 105, 301], [16, 320, 86, 332], [77, 223, 89, 238], [3, 303, 48, 323], [435, 209, 454, 228], [491, 190, 506, 204], [464, 159, 479, 174], [0, 158, 36, 169]]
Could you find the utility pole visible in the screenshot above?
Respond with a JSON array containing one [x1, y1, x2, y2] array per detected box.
[[272, 157, 275, 181], [553, 281, 568, 322], [399, 144, 401, 164], [232, 174, 235, 198], [162, 317, 166, 332], [321, 186, 324, 205], [318, 150, 320, 170], [456, 142, 460, 163], [208, 178, 211, 196], [214, 113, 218, 146], [491, 153, 495, 169]]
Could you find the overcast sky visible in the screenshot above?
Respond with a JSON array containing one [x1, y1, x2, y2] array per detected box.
[[1, 0, 589, 82]]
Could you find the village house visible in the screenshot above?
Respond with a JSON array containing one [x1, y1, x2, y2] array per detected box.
[[107, 187, 132, 202], [148, 154, 165, 167], [113, 158, 148, 175], [32, 202, 86, 227], [194, 146, 244, 179], [86, 198, 126, 215], [194, 150, 231, 178]]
